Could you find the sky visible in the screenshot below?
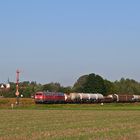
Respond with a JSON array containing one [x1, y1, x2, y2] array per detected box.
[[0, 0, 140, 86]]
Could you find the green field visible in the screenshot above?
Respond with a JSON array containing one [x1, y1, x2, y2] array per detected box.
[[0, 99, 140, 140]]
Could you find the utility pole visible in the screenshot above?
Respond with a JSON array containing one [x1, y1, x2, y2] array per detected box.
[[15, 69, 20, 105]]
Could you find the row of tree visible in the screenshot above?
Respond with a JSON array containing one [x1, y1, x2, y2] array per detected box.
[[73, 73, 140, 95], [1, 73, 140, 97]]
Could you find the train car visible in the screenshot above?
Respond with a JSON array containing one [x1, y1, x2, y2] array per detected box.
[[118, 95, 134, 102], [69, 93, 104, 103], [34, 92, 45, 103], [89, 93, 104, 103], [64, 94, 72, 103], [101, 97, 114, 103], [79, 93, 90, 103], [108, 94, 135, 102], [133, 95, 140, 101], [35, 92, 65, 104], [69, 93, 81, 103], [44, 92, 65, 103]]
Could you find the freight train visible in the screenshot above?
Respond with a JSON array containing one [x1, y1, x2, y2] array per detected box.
[[34, 91, 140, 104]]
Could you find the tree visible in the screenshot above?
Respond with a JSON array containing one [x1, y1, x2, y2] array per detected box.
[[83, 74, 106, 94], [73, 75, 88, 92], [113, 78, 140, 94], [104, 79, 115, 94], [43, 82, 61, 92], [60, 86, 72, 94], [73, 73, 107, 95]]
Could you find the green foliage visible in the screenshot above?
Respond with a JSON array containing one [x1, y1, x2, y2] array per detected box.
[[104, 79, 115, 94], [42, 82, 73, 93], [83, 74, 106, 94], [73, 73, 107, 95], [60, 86, 73, 93], [114, 78, 140, 94], [0, 82, 16, 98], [43, 82, 61, 92], [0, 81, 43, 98], [73, 74, 140, 95], [1, 74, 140, 98], [73, 75, 88, 92]]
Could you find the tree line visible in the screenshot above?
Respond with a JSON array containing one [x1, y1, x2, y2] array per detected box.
[[1, 73, 140, 98]]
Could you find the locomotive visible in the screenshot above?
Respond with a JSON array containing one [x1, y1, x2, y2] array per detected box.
[[35, 92, 65, 104], [34, 91, 140, 104]]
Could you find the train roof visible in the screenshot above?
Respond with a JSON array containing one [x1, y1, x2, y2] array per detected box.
[[35, 91, 64, 96]]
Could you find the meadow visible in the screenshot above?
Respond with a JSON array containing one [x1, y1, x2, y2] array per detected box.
[[0, 98, 140, 140]]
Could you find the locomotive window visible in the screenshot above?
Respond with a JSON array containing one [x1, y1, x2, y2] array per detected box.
[[36, 94, 42, 95]]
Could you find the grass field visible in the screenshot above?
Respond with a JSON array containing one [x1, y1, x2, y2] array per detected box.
[[0, 98, 140, 140]]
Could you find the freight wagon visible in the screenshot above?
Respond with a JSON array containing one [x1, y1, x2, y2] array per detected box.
[[107, 94, 140, 102]]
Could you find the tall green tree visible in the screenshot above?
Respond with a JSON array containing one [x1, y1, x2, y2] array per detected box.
[[43, 82, 61, 92], [104, 79, 115, 93], [73, 73, 107, 95], [114, 78, 140, 94], [73, 75, 88, 92]]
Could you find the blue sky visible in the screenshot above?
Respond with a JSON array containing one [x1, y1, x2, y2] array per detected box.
[[0, 0, 140, 86]]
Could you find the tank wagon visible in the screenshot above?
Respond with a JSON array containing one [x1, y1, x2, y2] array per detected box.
[[64, 94, 72, 103], [68, 93, 104, 103], [69, 93, 81, 103]]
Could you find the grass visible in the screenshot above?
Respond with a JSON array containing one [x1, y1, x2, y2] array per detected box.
[[0, 110, 140, 140], [1, 98, 140, 110], [0, 98, 140, 139]]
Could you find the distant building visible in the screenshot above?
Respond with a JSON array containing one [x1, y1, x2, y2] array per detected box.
[[0, 84, 5, 89], [0, 83, 10, 89], [6, 83, 10, 89]]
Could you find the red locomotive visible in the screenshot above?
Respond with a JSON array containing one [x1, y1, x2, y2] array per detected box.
[[35, 91, 65, 104]]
